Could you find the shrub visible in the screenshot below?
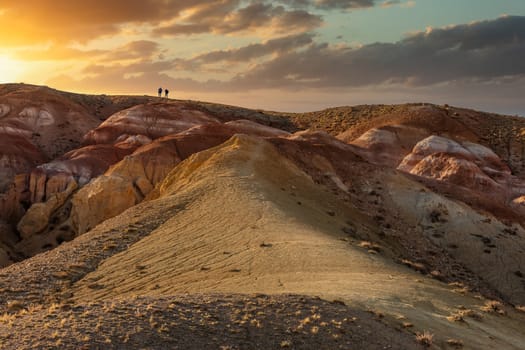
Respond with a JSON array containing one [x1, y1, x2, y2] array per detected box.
[[415, 331, 434, 347]]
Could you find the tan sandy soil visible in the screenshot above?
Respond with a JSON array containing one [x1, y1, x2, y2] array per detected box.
[[65, 135, 525, 349]]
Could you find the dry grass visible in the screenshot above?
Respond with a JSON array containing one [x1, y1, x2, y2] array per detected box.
[[280, 340, 292, 347], [415, 331, 434, 347], [447, 338, 464, 348], [481, 300, 506, 315], [358, 241, 382, 252], [447, 309, 483, 323], [401, 259, 427, 273]]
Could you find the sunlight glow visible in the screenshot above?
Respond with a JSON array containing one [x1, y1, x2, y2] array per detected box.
[[0, 56, 23, 83]]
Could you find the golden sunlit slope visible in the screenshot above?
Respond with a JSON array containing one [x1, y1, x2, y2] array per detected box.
[[65, 135, 525, 349], [0, 134, 426, 349]]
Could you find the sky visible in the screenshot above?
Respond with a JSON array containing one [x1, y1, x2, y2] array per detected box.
[[0, 0, 524, 114]]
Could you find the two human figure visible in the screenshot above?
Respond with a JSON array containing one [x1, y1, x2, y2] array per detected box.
[[158, 87, 169, 98]]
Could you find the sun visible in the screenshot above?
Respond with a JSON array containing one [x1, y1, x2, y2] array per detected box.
[[0, 55, 23, 84]]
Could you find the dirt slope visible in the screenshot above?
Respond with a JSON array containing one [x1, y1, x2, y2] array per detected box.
[[64, 135, 524, 349], [0, 134, 524, 349], [0, 84, 525, 349]]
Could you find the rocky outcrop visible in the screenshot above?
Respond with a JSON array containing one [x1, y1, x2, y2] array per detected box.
[[28, 140, 147, 203], [268, 130, 365, 196], [70, 176, 140, 235], [83, 102, 221, 145], [9, 107, 281, 251], [70, 120, 290, 235], [17, 181, 78, 239], [347, 125, 430, 167], [397, 136, 519, 203], [0, 84, 102, 226]]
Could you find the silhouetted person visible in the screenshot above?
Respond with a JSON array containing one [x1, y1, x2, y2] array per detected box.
[[165, 89, 169, 98], [158, 87, 162, 97]]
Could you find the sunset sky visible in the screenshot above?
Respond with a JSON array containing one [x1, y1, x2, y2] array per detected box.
[[0, 0, 524, 114]]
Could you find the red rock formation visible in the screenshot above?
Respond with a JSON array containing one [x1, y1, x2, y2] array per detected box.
[[0, 84, 100, 159], [267, 130, 365, 195], [0, 84, 102, 224], [346, 125, 430, 167], [70, 120, 290, 234], [83, 102, 221, 145], [398, 135, 517, 203]]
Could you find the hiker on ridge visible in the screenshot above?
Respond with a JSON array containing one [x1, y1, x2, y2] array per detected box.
[[165, 88, 169, 98], [158, 87, 162, 97]]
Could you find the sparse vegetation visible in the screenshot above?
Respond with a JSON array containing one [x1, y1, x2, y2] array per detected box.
[[415, 331, 434, 347], [359, 241, 382, 252], [481, 300, 506, 315], [280, 340, 292, 347], [447, 309, 483, 323], [401, 259, 427, 273]]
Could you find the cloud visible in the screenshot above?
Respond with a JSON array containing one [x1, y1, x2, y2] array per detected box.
[[0, 1, 204, 45], [1, 0, 394, 46], [227, 16, 525, 88], [275, 0, 377, 10], [379, 0, 416, 8], [0, 0, 327, 45], [12, 47, 105, 61], [313, 0, 375, 9], [106, 40, 162, 61], [154, 2, 322, 36], [12, 40, 161, 62], [48, 16, 525, 94], [176, 33, 315, 71], [380, 0, 400, 7]]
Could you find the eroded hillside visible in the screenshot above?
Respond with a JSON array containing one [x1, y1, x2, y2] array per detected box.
[[0, 84, 525, 349]]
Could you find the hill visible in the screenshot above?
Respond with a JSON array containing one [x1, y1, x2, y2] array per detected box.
[[0, 84, 524, 349]]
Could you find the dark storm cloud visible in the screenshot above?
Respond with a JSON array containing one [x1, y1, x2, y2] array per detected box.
[[228, 16, 525, 88]]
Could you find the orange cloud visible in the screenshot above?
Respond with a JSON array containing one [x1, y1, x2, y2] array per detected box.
[[0, 1, 207, 45], [0, 0, 323, 46]]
